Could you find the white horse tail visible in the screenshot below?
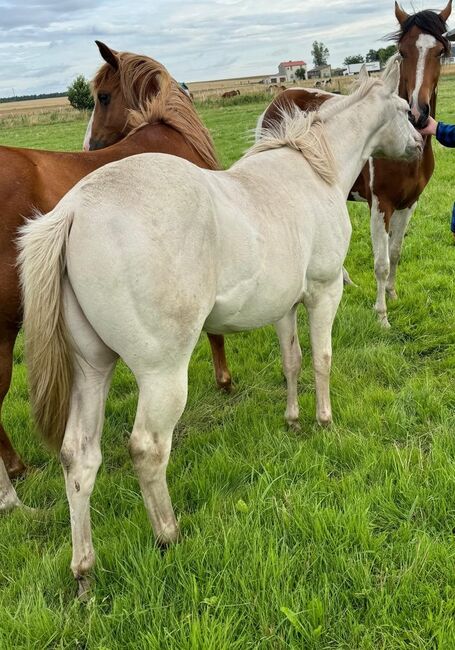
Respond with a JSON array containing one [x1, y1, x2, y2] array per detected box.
[[18, 203, 75, 452]]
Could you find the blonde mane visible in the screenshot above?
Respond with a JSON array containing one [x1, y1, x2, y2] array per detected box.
[[92, 52, 220, 170], [248, 107, 337, 185]]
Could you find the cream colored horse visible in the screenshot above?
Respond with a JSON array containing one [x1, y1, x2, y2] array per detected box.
[[18, 64, 421, 594]]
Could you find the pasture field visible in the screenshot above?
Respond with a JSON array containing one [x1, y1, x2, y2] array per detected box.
[[0, 77, 455, 649]]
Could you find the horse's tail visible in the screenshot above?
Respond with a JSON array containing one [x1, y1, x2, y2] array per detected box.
[[17, 203, 75, 452]]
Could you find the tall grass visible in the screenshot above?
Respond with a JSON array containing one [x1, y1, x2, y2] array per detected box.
[[0, 107, 90, 130]]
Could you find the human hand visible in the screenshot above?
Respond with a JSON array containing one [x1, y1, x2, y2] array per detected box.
[[417, 116, 438, 136]]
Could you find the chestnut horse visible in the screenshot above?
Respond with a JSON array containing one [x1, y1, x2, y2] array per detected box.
[[0, 42, 230, 494], [258, 1, 452, 327]]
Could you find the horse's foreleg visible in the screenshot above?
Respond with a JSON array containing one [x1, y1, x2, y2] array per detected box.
[[304, 275, 343, 427], [129, 364, 190, 546], [275, 306, 302, 429], [370, 199, 392, 328], [207, 333, 232, 391], [0, 331, 26, 478], [386, 203, 416, 300]]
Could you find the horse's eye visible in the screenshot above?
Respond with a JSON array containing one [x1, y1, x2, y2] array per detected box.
[[98, 93, 111, 106], [399, 50, 406, 58]]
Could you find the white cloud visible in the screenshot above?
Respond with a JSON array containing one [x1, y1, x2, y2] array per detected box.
[[0, 0, 450, 96]]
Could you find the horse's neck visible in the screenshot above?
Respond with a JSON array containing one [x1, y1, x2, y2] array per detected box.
[[322, 98, 382, 197], [120, 123, 210, 168]]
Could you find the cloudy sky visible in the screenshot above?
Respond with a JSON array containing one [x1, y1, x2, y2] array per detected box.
[[0, 0, 451, 97]]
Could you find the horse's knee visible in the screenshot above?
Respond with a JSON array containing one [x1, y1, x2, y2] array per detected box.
[[374, 260, 389, 280], [129, 431, 170, 469]]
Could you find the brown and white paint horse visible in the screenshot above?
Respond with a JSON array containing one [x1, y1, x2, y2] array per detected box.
[[0, 43, 228, 508], [258, 2, 452, 327]]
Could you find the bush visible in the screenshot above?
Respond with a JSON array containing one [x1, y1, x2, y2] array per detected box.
[[67, 75, 94, 111]]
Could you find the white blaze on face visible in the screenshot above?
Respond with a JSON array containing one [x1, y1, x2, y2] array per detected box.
[[82, 111, 94, 151], [411, 33, 436, 120]]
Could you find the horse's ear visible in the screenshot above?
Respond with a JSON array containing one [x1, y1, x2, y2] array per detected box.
[[439, 0, 452, 22], [95, 41, 119, 70], [395, 1, 409, 24], [358, 65, 369, 83], [383, 60, 400, 94]]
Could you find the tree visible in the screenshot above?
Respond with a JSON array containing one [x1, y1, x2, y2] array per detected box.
[[343, 54, 365, 66], [295, 67, 306, 80], [67, 75, 94, 111], [377, 45, 397, 65], [366, 49, 380, 62], [311, 41, 329, 67]]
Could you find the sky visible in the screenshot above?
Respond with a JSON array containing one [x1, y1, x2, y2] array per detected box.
[[0, 0, 452, 97]]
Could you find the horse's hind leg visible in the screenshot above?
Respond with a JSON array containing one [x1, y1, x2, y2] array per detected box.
[[60, 283, 117, 595], [275, 305, 302, 429], [207, 333, 232, 391], [0, 456, 22, 511], [304, 275, 343, 426], [129, 362, 190, 545], [386, 203, 416, 300], [0, 328, 26, 478]]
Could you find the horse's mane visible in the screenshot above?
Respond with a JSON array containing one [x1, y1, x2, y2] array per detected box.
[[387, 9, 451, 55], [247, 73, 384, 185], [246, 108, 337, 185], [92, 52, 220, 170]]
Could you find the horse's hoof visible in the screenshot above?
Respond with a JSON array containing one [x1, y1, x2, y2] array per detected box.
[[286, 419, 301, 432], [374, 308, 391, 329], [6, 458, 27, 480], [317, 414, 332, 428], [0, 491, 23, 513], [155, 523, 179, 548], [217, 377, 233, 393], [76, 576, 92, 601], [386, 288, 398, 300]]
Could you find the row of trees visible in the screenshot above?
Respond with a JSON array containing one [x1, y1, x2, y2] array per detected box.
[[343, 46, 397, 66]]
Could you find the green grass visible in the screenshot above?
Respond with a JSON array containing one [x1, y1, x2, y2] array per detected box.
[[1, 78, 455, 649]]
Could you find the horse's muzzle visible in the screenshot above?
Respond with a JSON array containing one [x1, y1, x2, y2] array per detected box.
[[408, 104, 430, 130]]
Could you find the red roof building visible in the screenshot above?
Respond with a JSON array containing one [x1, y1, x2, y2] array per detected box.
[[279, 60, 306, 68], [278, 60, 307, 81]]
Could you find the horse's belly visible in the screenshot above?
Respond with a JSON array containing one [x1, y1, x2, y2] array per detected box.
[[203, 280, 301, 334]]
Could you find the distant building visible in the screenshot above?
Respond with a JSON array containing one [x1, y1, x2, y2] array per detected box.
[[443, 44, 455, 63], [307, 64, 332, 80], [263, 74, 287, 85], [343, 61, 381, 76], [278, 60, 307, 81]]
